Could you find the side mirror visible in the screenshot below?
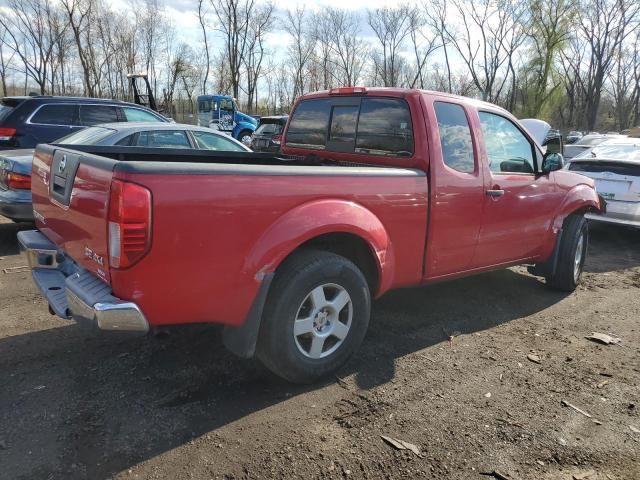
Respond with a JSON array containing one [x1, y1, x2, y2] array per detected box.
[[543, 135, 563, 154], [541, 152, 564, 174]]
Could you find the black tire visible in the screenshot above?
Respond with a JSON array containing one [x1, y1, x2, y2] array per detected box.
[[256, 250, 371, 384], [546, 214, 588, 292]]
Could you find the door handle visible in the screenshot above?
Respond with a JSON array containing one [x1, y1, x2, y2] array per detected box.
[[486, 189, 505, 197]]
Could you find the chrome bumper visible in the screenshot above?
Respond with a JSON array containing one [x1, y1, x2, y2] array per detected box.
[[17, 230, 149, 332]]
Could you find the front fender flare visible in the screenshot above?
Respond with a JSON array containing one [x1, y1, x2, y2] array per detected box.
[[552, 184, 601, 231], [244, 199, 396, 297]]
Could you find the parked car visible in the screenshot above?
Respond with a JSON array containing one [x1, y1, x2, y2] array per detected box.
[[564, 133, 625, 160], [0, 123, 249, 222], [250, 115, 288, 152], [567, 137, 640, 228], [566, 131, 584, 144], [0, 95, 169, 150], [19, 87, 601, 383]]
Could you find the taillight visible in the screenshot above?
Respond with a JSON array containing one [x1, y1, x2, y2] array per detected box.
[[272, 134, 282, 145], [7, 172, 31, 189], [0, 127, 16, 141], [108, 180, 152, 269]]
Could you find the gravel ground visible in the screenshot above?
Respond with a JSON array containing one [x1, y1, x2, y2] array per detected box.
[[0, 217, 638, 480]]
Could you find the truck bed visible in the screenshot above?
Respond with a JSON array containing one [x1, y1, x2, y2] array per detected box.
[[30, 144, 430, 329]]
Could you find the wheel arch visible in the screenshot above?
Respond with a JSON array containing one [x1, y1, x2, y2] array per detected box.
[[552, 184, 602, 232], [244, 199, 395, 298]]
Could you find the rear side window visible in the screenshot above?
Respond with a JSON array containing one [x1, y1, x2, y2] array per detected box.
[[0, 99, 18, 120], [122, 107, 161, 122], [356, 98, 413, 156], [30, 104, 76, 125], [287, 99, 332, 149], [434, 102, 475, 173], [79, 105, 119, 126], [137, 130, 191, 148], [192, 131, 246, 151]]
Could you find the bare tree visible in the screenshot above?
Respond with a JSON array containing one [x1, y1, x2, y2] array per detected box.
[[244, 2, 274, 110], [578, 0, 640, 130], [407, 7, 440, 89], [210, 0, 255, 99], [285, 5, 315, 98], [0, 25, 16, 95], [323, 8, 366, 86], [198, 0, 211, 94], [0, 0, 63, 94], [441, 0, 526, 102], [368, 5, 414, 87]]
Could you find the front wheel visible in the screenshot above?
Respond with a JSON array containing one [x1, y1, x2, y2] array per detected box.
[[238, 130, 253, 146], [546, 214, 588, 291], [256, 250, 371, 384]]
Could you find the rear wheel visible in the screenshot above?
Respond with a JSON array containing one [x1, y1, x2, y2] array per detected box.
[[546, 214, 588, 291], [257, 250, 371, 384]]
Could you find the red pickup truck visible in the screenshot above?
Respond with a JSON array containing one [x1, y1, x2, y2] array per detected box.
[[19, 88, 601, 383]]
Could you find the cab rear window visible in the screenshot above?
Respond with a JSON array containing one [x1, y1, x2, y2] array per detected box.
[[286, 99, 332, 149], [286, 97, 414, 157]]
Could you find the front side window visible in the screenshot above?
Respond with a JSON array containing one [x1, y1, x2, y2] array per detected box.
[[79, 105, 119, 126], [286, 99, 332, 149], [192, 131, 246, 151], [219, 98, 234, 111], [434, 102, 475, 173], [356, 98, 413, 156], [137, 130, 191, 148], [31, 104, 76, 125], [478, 112, 535, 174], [123, 107, 162, 122]]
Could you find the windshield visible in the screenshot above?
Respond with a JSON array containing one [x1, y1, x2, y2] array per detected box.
[[255, 122, 283, 135], [56, 127, 117, 145], [574, 144, 640, 161]]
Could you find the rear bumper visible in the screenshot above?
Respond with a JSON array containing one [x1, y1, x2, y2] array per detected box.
[[0, 189, 33, 221], [17, 230, 149, 332], [585, 200, 640, 228]]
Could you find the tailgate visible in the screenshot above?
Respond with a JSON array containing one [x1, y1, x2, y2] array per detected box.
[[31, 144, 116, 283]]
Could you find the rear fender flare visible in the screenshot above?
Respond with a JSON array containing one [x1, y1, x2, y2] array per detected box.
[[244, 199, 395, 297]]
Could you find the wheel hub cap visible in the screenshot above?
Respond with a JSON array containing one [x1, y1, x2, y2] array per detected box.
[[293, 283, 353, 359]]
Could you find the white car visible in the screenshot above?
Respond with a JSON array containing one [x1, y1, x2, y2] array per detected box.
[[567, 137, 640, 228]]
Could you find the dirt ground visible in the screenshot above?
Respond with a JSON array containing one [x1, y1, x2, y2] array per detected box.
[[0, 217, 638, 480]]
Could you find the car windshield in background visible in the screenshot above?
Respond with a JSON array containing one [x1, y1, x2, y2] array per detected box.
[[574, 144, 640, 161], [256, 122, 283, 135], [56, 126, 117, 145]]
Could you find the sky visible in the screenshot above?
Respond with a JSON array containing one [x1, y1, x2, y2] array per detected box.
[[133, 0, 406, 56]]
